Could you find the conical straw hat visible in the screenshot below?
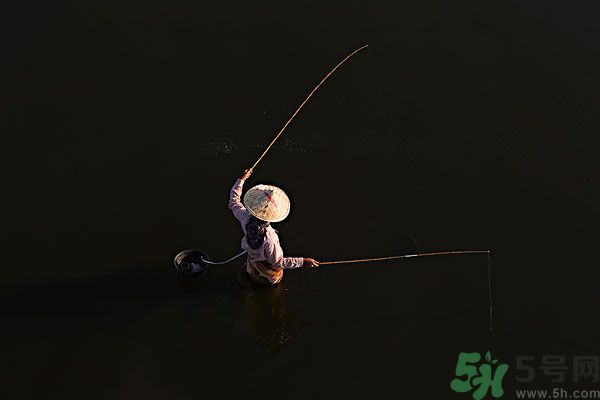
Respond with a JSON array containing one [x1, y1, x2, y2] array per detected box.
[[243, 184, 291, 223]]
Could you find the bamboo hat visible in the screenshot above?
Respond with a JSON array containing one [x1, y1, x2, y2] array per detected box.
[[243, 184, 291, 223]]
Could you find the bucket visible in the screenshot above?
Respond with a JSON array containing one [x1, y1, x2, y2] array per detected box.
[[174, 249, 210, 278]]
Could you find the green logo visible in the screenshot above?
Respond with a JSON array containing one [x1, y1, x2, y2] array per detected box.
[[451, 351, 510, 399]]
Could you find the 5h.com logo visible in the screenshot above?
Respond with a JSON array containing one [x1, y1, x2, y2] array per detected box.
[[451, 351, 510, 399]]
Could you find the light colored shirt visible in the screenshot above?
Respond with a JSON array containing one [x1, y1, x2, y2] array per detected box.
[[229, 178, 304, 270]]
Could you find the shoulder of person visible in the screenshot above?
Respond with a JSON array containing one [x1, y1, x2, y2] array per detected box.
[[264, 227, 280, 242]]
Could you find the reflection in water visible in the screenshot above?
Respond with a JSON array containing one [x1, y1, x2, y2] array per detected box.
[[236, 265, 307, 355], [176, 269, 211, 292]]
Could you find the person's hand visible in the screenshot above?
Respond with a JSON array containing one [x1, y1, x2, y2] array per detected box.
[[303, 258, 320, 268], [240, 168, 253, 181]]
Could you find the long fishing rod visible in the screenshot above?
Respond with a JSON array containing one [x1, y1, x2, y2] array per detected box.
[[250, 44, 369, 172], [198, 249, 490, 266], [318, 250, 490, 265]]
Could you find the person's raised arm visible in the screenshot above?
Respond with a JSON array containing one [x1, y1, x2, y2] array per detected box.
[[228, 169, 253, 222]]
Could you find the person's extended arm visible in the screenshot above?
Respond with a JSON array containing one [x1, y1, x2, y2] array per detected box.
[[263, 235, 319, 269], [228, 169, 253, 222]]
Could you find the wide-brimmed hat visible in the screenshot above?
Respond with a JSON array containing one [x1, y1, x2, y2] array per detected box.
[[243, 184, 291, 223]]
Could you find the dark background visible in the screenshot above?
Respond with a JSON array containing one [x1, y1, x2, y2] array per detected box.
[[4, 0, 600, 398]]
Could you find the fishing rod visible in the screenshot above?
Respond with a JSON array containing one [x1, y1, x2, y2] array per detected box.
[[318, 250, 490, 265], [250, 44, 369, 172]]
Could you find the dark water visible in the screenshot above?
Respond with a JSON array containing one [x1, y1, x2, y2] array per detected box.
[[4, 1, 600, 398]]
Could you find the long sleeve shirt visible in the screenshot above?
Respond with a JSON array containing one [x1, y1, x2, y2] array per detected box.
[[229, 178, 304, 270]]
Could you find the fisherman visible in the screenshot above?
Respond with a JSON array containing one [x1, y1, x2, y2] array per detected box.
[[229, 168, 319, 285]]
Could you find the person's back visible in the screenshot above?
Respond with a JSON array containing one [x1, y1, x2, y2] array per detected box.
[[228, 168, 319, 285]]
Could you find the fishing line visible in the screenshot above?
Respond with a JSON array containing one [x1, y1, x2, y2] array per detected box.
[[367, 47, 387, 115], [488, 251, 493, 332], [367, 47, 419, 178]]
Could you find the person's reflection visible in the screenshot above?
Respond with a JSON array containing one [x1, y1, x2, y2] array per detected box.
[[236, 265, 306, 355]]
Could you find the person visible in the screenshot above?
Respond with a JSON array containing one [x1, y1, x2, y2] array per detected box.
[[228, 168, 319, 285]]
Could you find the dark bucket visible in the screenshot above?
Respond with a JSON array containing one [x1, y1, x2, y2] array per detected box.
[[174, 249, 210, 278]]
